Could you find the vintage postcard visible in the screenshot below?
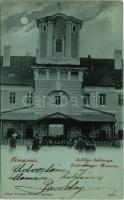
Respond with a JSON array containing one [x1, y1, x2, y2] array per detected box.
[[0, 0, 123, 199]]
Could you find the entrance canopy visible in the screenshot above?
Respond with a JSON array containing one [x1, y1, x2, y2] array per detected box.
[[1, 107, 116, 123], [37, 112, 116, 123]]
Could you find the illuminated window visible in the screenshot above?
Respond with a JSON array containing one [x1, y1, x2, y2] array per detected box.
[[9, 92, 16, 103]]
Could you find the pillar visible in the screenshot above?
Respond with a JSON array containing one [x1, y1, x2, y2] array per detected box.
[[77, 24, 80, 58], [47, 21, 53, 58], [46, 122, 49, 145], [79, 71, 84, 81], [38, 23, 42, 59], [0, 121, 3, 141], [111, 123, 115, 146], [21, 123, 24, 144], [57, 70, 60, 80], [92, 125, 95, 141], [46, 69, 49, 80], [34, 69, 39, 81], [68, 71, 71, 80], [66, 20, 72, 58]]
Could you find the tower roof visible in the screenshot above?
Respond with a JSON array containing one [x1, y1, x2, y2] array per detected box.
[[36, 13, 83, 27]]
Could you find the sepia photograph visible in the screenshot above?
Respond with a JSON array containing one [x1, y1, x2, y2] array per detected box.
[[0, 0, 123, 199]]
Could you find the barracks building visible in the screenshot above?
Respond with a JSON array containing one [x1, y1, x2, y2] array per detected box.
[[0, 12, 123, 146]]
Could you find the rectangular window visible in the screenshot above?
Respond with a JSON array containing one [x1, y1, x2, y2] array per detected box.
[[27, 92, 33, 104], [56, 38, 62, 52], [50, 70, 57, 80], [39, 70, 46, 79], [71, 71, 78, 80], [118, 94, 123, 105], [9, 92, 16, 104], [55, 95, 61, 105], [60, 71, 68, 80], [99, 94, 106, 105], [83, 93, 90, 106]]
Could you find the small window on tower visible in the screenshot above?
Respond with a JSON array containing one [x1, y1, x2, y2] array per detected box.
[[72, 24, 77, 33], [42, 23, 47, 32], [56, 38, 62, 52]]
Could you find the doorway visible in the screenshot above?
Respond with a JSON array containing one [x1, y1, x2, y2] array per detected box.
[[7, 128, 15, 138], [49, 124, 64, 136], [25, 128, 33, 139]]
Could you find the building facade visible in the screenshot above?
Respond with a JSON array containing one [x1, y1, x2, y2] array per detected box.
[[0, 13, 123, 145]]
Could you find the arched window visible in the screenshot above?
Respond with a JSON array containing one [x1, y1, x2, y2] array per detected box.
[[42, 23, 47, 33], [56, 38, 62, 52], [72, 24, 77, 33]]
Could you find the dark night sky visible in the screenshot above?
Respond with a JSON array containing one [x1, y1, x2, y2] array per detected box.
[[1, 0, 123, 58]]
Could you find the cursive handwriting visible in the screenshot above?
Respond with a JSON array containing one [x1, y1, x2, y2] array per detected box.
[[60, 169, 103, 181], [15, 180, 85, 198], [15, 180, 117, 198], [11, 163, 67, 174], [10, 157, 38, 163]]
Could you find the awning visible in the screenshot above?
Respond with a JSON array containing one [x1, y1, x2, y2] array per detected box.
[[1, 110, 116, 123]]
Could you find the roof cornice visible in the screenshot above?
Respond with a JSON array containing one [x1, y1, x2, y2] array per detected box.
[[36, 13, 83, 26]]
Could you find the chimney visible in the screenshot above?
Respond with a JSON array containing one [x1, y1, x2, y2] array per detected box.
[[114, 49, 122, 69], [3, 45, 11, 67], [88, 54, 93, 70]]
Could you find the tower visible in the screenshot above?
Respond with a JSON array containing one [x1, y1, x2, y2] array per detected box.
[[32, 13, 84, 115], [36, 13, 83, 65]]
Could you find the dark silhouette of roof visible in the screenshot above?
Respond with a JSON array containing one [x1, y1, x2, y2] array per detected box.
[[81, 58, 123, 87], [0, 56, 122, 87], [0, 56, 35, 86]]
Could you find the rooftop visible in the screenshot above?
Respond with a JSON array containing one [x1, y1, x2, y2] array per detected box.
[[0, 56, 122, 87], [36, 13, 83, 27]]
